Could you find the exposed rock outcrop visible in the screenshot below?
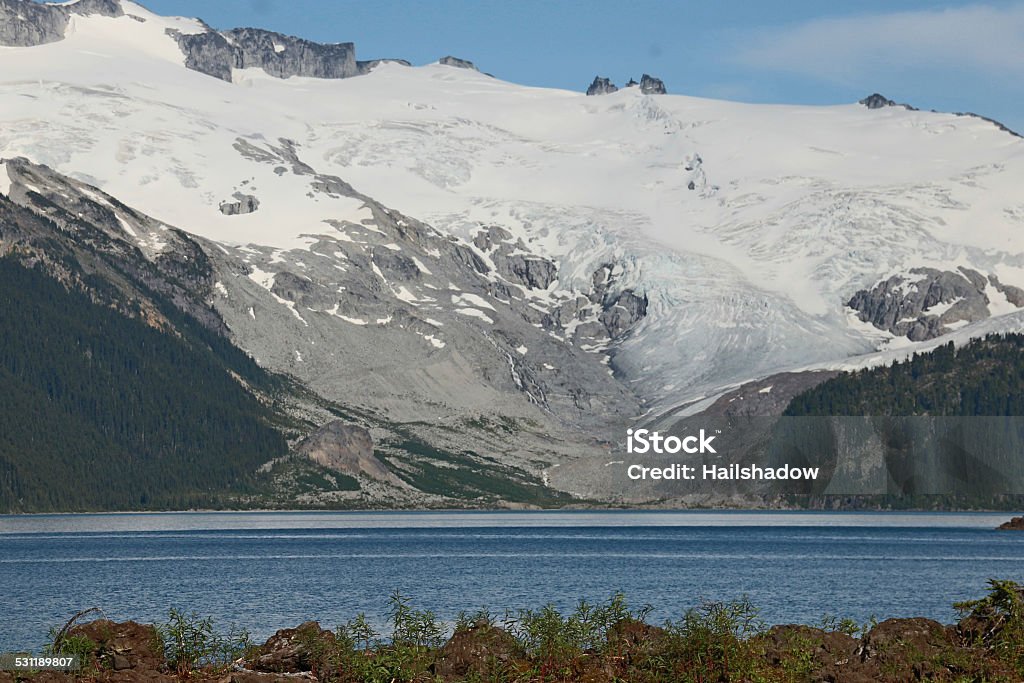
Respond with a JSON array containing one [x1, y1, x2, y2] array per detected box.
[[860, 93, 897, 109], [848, 266, 1003, 341], [433, 623, 524, 680], [295, 420, 402, 486], [227, 28, 357, 79], [758, 625, 859, 680], [251, 622, 335, 674], [172, 27, 357, 82], [954, 111, 1022, 138], [66, 619, 170, 679], [586, 76, 618, 96], [599, 290, 648, 338], [439, 55, 477, 70], [219, 193, 260, 216], [997, 516, 1024, 530], [0, 0, 122, 47], [639, 74, 666, 95], [356, 58, 411, 74], [859, 92, 917, 111], [64, 0, 123, 17], [858, 618, 957, 680]]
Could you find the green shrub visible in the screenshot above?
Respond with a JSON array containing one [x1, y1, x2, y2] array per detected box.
[[155, 608, 251, 678], [955, 579, 1024, 676], [654, 596, 768, 682]]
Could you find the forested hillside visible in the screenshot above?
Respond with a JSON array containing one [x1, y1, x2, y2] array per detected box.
[[0, 257, 289, 511], [785, 334, 1024, 417]]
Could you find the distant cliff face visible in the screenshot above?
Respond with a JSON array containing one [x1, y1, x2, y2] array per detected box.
[[172, 28, 358, 82], [0, 0, 363, 82], [439, 55, 477, 70], [0, 0, 121, 47]]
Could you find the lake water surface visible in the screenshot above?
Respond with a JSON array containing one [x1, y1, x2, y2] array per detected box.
[[1, 510, 1021, 652]]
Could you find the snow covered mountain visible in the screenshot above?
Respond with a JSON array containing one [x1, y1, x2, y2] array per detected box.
[[1, 0, 1023, 504]]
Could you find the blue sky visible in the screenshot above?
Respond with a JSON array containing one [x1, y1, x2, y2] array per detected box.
[[140, 0, 1024, 132]]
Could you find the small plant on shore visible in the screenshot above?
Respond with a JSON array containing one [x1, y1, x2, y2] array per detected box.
[[817, 613, 861, 637], [507, 592, 652, 680], [955, 579, 1024, 676], [43, 607, 104, 675], [388, 589, 446, 650], [313, 592, 445, 682], [455, 607, 496, 632], [155, 608, 251, 678], [44, 629, 98, 674], [655, 596, 768, 682]]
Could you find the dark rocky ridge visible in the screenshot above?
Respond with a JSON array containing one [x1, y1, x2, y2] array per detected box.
[[0, 157, 228, 336], [171, 27, 359, 82], [955, 110, 1023, 138], [588, 74, 667, 96], [847, 266, 1022, 341], [860, 92, 901, 109], [439, 55, 477, 70], [639, 73, 666, 95], [0, 0, 400, 82], [586, 76, 618, 96], [860, 92, 1021, 138]]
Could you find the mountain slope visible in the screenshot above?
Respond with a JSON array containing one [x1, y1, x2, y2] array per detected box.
[[785, 334, 1024, 417], [0, 163, 294, 511], [1, 0, 1021, 418], [1, 0, 1023, 507]]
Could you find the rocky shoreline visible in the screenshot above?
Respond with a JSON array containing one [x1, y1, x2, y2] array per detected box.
[[4, 581, 1023, 683]]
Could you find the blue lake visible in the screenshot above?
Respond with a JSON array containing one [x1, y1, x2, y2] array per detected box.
[[0, 510, 1021, 652]]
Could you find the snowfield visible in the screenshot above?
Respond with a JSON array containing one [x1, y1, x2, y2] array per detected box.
[[1, 2, 1022, 414]]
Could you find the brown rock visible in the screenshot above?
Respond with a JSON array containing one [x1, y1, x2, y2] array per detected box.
[[859, 618, 958, 681], [67, 619, 165, 674], [296, 420, 402, 485], [997, 516, 1024, 530], [605, 619, 667, 660], [433, 624, 525, 681], [249, 621, 334, 674], [758, 623, 861, 679]]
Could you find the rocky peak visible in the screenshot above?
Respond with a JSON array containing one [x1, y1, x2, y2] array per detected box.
[[439, 55, 477, 70], [639, 74, 666, 95], [859, 93, 918, 111], [860, 93, 897, 109], [586, 76, 618, 96]]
